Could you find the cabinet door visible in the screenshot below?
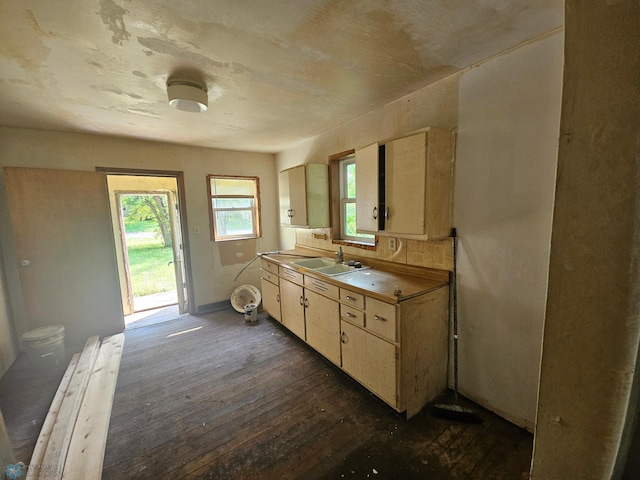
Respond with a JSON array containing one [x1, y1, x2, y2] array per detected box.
[[278, 169, 292, 226], [385, 133, 427, 235], [305, 290, 340, 366], [280, 278, 306, 340], [286, 165, 308, 227], [261, 277, 281, 322], [341, 322, 397, 407], [355, 143, 380, 233]]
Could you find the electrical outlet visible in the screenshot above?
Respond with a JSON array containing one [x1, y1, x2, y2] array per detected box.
[[388, 237, 397, 251]]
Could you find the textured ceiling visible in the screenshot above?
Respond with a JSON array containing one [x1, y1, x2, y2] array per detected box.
[[0, 1, 563, 153]]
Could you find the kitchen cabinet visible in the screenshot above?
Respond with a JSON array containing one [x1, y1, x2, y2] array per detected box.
[[304, 289, 340, 366], [385, 128, 454, 237], [339, 284, 449, 418], [279, 268, 306, 340], [265, 256, 449, 419], [279, 163, 329, 228], [279, 267, 341, 365], [341, 321, 397, 406], [355, 127, 454, 238], [355, 142, 382, 233], [260, 259, 281, 322]]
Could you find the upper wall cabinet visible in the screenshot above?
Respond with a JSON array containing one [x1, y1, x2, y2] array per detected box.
[[355, 142, 383, 233], [279, 163, 329, 228], [355, 127, 454, 239]]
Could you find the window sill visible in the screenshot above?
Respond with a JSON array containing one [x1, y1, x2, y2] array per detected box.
[[332, 238, 377, 251]]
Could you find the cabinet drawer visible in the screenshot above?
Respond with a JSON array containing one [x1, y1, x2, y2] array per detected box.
[[340, 304, 364, 327], [366, 297, 397, 341], [280, 267, 303, 285], [260, 269, 279, 285], [340, 289, 365, 310], [261, 259, 279, 274], [304, 275, 339, 300]]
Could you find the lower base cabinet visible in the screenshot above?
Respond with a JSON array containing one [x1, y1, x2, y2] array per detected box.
[[280, 278, 306, 341], [341, 321, 397, 407], [305, 289, 340, 366], [261, 262, 449, 419], [260, 277, 281, 322]]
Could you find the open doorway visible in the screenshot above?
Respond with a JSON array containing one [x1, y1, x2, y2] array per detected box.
[[104, 173, 190, 328], [117, 192, 177, 310]]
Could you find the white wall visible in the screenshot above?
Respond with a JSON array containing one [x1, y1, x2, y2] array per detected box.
[[0, 129, 279, 347], [454, 33, 563, 429]]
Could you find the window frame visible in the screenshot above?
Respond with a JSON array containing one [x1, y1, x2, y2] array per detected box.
[[207, 174, 262, 242], [329, 151, 376, 248]]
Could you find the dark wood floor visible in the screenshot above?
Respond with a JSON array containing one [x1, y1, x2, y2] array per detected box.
[[0, 309, 533, 479]]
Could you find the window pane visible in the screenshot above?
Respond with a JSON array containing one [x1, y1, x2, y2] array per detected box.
[[215, 210, 254, 237], [346, 163, 356, 198], [213, 198, 253, 209], [344, 202, 358, 237], [211, 178, 255, 196]]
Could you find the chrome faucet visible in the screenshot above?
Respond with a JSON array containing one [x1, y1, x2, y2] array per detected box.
[[335, 246, 344, 263]]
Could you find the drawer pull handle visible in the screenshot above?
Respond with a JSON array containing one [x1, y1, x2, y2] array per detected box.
[[304, 298, 309, 308], [374, 315, 386, 322], [299, 296, 304, 306], [346, 312, 356, 318], [276, 293, 280, 303], [346, 295, 356, 301], [341, 332, 347, 344]]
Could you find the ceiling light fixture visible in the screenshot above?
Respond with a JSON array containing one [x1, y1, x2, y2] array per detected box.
[[167, 80, 208, 113]]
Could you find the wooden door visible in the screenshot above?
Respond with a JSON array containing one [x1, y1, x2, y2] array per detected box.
[[4, 167, 124, 348], [168, 190, 187, 314], [278, 169, 292, 226], [305, 289, 340, 366], [341, 322, 397, 407], [355, 143, 379, 233], [260, 277, 281, 322], [287, 165, 308, 227], [279, 278, 305, 340], [385, 133, 427, 235]]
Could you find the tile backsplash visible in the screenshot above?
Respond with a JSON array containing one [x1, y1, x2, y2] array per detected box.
[[296, 228, 452, 271]]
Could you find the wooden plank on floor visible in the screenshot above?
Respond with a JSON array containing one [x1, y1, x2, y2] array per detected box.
[[37, 336, 100, 480], [62, 334, 124, 480], [29, 353, 80, 472]]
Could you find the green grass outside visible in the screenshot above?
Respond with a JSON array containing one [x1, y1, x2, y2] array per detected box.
[[125, 220, 176, 297]]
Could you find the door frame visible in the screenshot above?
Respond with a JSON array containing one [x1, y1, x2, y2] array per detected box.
[[96, 167, 195, 316]]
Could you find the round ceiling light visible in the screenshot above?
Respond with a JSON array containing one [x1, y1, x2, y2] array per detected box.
[[167, 80, 208, 113]]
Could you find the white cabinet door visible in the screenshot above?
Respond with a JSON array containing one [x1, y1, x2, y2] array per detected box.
[[385, 129, 454, 238], [280, 278, 306, 340], [286, 165, 308, 227], [279, 166, 308, 226], [278, 168, 292, 226], [355, 143, 380, 233], [385, 133, 427, 235], [305, 289, 340, 366], [260, 277, 281, 322], [341, 322, 397, 407]]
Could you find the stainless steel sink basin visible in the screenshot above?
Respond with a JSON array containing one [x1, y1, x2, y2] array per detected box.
[[291, 257, 369, 276]]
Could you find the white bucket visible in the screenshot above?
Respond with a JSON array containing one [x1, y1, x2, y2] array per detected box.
[[21, 325, 66, 371], [244, 303, 258, 324]]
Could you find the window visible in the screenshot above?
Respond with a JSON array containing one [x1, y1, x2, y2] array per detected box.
[[207, 175, 261, 241], [338, 156, 375, 244]]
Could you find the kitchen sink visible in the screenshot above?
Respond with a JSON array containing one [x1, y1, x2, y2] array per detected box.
[[291, 257, 369, 276], [291, 257, 336, 269]]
